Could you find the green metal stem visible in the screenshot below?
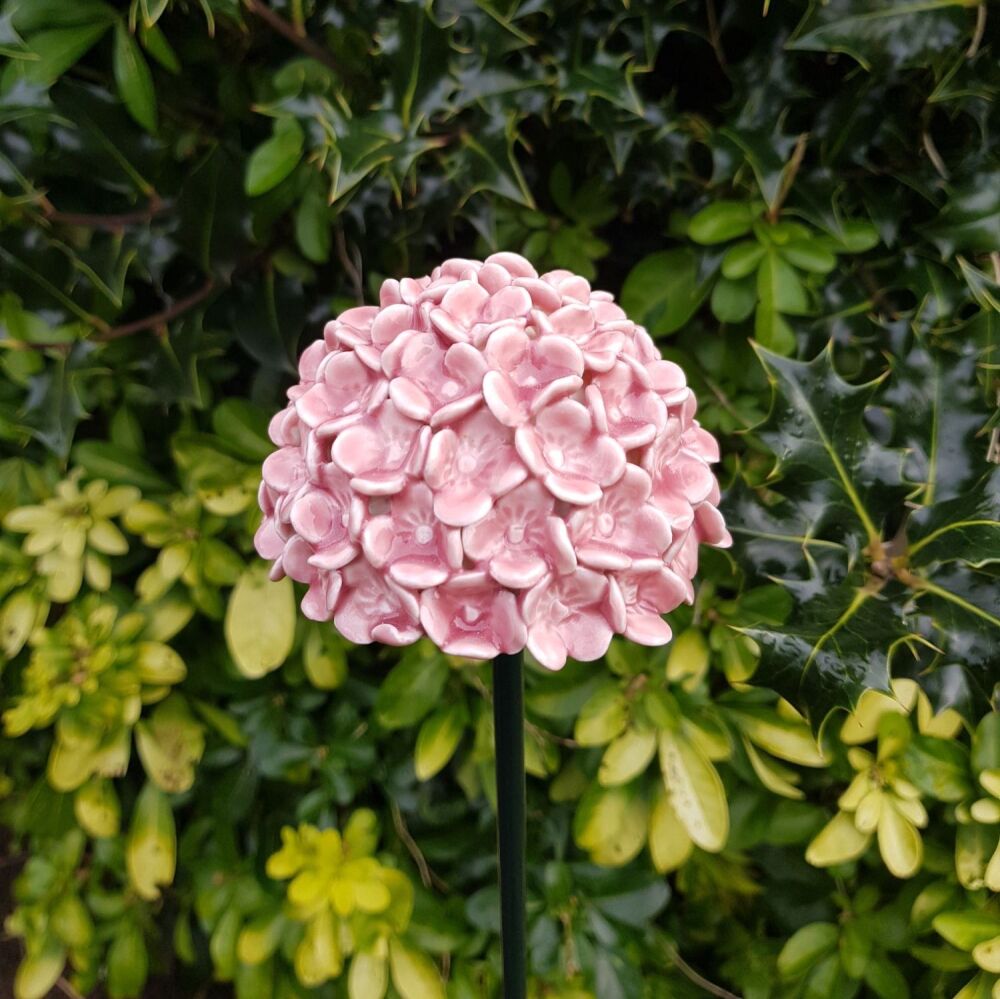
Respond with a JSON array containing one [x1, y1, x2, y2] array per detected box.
[[493, 651, 526, 999]]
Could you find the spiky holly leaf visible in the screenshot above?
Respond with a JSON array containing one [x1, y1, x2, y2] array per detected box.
[[728, 341, 999, 728]]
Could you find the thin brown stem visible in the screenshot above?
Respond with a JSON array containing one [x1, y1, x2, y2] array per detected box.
[[243, 0, 354, 83], [44, 197, 167, 231], [95, 277, 216, 342], [768, 133, 808, 222], [56, 979, 86, 999], [665, 944, 742, 999], [335, 227, 365, 304], [389, 800, 449, 893]]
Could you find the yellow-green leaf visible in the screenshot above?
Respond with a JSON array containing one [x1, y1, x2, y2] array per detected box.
[[74, 777, 120, 837], [806, 811, 871, 868], [126, 782, 176, 900], [388, 939, 445, 999], [14, 938, 65, 999], [648, 788, 693, 873], [598, 727, 657, 787], [658, 728, 728, 852], [414, 703, 466, 781], [877, 800, 923, 878], [225, 564, 295, 678], [135, 694, 205, 793], [574, 683, 628, 747]]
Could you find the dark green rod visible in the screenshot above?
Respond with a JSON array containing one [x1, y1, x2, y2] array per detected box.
[[493, 650, 527, 999]]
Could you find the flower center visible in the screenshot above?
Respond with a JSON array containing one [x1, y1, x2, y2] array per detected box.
[[414, 525, 434, 545], [545, 447, 565, 468], [596, 513, 615, 537], [461, 605, 482, 624], [440, 380, 460, 399], [506, 524, 525, 545], [550, 599, 570, 622], [457, 454, 478, 475]]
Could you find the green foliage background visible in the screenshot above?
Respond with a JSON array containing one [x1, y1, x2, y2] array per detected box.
[[0, 0, 998, 997]]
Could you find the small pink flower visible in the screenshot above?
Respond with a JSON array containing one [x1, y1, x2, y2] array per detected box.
[[697, 512, 732, 554], [336, 303, 418, 370], [424, 409, 528, 526], [481, 327, 584, 427], [646, 359, 691, 406], [301, 570, 344, 623], [421, 571, 527, 658], [296, 351, 389, 436], [289, 468, 359, 571], [643, 418, 718, 524], [546, 302, 625, 371], [566, 466, 672, 572], [332, 402, 430, 496], [261, 445, 307, 496], [521, 568, 615, 670], [381, 329, 487, 426], [515, 399, 626, 505], [608, 568, 689, 645], [587, 358, 667, 449], [462, 481, 576, 589], [362, 483, 463, 589], [334, 559, 422, 646]]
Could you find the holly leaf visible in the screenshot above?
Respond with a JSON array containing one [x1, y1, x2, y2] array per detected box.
[[787, 0, 979, 72], [751, 342, 907, 551], [743, 581, 904, 726], [728, 341, 998, 726]]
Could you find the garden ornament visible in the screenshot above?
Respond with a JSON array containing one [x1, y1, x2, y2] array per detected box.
[[255, 252, 730, 998]]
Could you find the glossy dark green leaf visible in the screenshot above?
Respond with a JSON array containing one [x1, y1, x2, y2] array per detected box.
[[113, 21, 157, 133], [922, 170, 1000, 256], [788, 0, 979, 71]]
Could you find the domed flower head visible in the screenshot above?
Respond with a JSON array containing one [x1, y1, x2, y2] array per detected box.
[[255, 253, 729, 665]]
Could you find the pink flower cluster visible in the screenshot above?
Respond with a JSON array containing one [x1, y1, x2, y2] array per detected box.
[[255, 254, 730, 670]]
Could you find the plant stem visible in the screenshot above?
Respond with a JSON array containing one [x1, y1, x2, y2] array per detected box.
[[493, 651, 526, 999]]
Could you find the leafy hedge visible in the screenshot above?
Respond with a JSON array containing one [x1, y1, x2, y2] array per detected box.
[[0, 0, 998, 997]]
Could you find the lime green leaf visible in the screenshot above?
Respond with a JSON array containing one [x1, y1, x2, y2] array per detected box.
[[414, 703, 466, 781], [710, 275, 757, 323], [721, 240, 766, 279], [245, 119, 304, 197], [689, 201, 758, 244], [934, 911, 1000, 951], [107, 922, 149, 999], [758, 250, 810, 316], [777, 922, 838, 979], [620, 248, 716, 335]]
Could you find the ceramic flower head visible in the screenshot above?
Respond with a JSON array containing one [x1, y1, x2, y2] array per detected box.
[[256, 253, 730, 670]]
